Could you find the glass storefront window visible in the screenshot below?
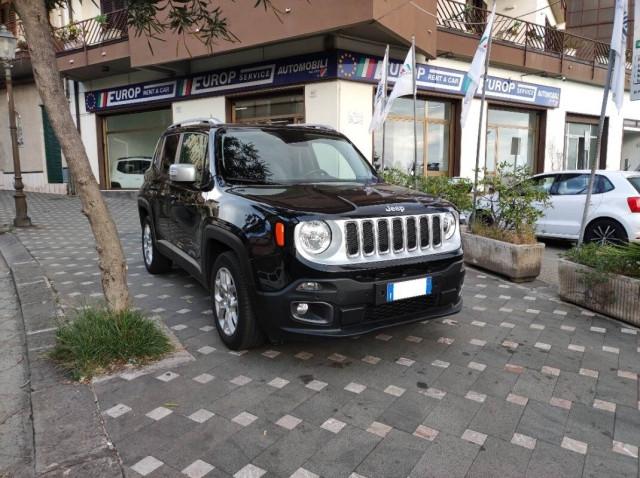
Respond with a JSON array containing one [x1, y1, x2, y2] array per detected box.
[[373, 97, 452, 176], [565, 122, 597, 170], [232, 93, 304, 124], [486, 107, 538, 174], [104, 109, 172, 189]]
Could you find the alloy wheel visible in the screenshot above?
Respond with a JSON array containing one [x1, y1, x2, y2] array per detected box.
[[143, 224, 153, 265], [590, 224, 620, 246], [214, 267, 239, 336]]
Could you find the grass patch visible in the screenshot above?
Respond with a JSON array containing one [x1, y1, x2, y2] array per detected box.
[[564, 242, 640, 279], [469, 223, 538, 245], [50, 307, 172, 381]]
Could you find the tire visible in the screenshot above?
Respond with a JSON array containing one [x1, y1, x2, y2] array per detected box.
[[141, 217, 172, 274], [211, 252, 264, 350], [583, 218, 628, 245]]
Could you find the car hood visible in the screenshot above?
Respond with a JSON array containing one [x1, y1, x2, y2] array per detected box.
[[225, 182, 453, 216]]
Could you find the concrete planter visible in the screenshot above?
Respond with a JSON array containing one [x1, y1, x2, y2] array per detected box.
[[558, 259, 640, 326], [461, 231, 544, 282]]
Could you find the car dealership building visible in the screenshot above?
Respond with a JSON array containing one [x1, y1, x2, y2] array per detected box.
[[2, 0, 640, 192]]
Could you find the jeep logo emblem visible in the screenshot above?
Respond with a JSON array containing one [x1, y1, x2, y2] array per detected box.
[[385, 205, 405, 213]]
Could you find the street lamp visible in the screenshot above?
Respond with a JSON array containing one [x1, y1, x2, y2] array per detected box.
[[0, 24, 30, 227]]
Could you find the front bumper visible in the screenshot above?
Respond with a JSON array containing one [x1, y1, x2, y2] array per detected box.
[[255, 256, 465, 339]]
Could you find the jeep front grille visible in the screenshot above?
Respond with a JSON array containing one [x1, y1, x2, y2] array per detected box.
[[344, 214, 445, 258]]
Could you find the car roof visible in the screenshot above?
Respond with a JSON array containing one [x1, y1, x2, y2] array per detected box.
[[534, 170, 637, 177], [166, 119, 339, 135]]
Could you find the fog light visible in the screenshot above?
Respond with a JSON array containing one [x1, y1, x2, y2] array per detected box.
[[297, 281, 321, 292], [291, 301, 333, 324]]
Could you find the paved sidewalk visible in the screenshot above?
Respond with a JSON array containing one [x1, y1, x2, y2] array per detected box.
[[1, 191, 639, 478], [0, 249, 33, 477], [538, 239, 572, 287]]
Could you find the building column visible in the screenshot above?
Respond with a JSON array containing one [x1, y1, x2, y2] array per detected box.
[[172, 97, 227, 123], [305, 80, 374, 161]]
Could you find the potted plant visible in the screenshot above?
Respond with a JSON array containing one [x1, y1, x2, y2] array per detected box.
[[56, 24, 82, 49], [95, 13, 108, 27], [380, 168, 473, 213], [462, 162, 550, 282], [502, 21, 522, 39], [559, 243, 640, 325], [526, 28, 543, 42]]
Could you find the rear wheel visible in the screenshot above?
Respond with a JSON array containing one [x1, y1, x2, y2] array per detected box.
[[142, 218, 172, 274], [584, 218, 628, 245], [211, 252, 264, 350]]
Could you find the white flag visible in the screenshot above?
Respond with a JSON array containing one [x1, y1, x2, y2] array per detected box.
[[382, 42, 415, 120], [460, 3, 497, 128], [369, 45, 389, 132], [610, 0, 628, 111]]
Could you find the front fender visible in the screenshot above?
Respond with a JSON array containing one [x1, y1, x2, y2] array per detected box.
[[202, 224, 257, 291]]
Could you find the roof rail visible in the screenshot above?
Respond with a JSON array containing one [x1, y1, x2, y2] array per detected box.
[[168, 117, 223, 129], [286, 123, 335, 131]]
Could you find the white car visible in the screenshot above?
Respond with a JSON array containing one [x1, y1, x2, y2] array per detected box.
[[110, 157, 152, 189], [529, 170, 640, 243]]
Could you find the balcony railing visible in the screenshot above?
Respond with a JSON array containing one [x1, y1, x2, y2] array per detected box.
[[437, 0, 631, 71], [53, 9, 128, 55]]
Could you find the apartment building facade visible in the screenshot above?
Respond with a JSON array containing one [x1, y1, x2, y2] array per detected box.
[[2, 0, 639, 193]]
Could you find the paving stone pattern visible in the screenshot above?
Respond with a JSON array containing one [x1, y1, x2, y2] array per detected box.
[[1, 191, 640, 478], [0, 250, 34, 476]]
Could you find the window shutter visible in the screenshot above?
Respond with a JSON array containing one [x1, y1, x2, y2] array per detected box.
[[100, 0, 125, 13], [41, 107, 63, 184]]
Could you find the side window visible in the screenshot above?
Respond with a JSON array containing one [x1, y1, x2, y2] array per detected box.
[[553, 174, 589, 195], [178, 132, 208, 183], [530, 175, 556, 194], [158, 134, 179, 174], [595, 175, 615, 194], [117, 159, 149, 174], [310, 142, 357, 180]]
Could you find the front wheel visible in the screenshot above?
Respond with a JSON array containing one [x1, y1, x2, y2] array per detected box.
[[141, 218, 172, 274], [583, 218, 628, 245], [211, 252, 264, 350]]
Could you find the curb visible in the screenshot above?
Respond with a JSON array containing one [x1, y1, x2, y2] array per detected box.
[[0, 233, 123, 478]]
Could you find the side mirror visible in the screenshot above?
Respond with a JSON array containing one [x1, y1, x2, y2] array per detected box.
[[169, 163, 197, 183]]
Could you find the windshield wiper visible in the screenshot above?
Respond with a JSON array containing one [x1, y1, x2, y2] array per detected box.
[[225, 177, 281, 186]]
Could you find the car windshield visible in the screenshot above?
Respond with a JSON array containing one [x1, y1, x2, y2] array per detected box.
[[628, 176, 640, 193], [219, 128, 378, 185]]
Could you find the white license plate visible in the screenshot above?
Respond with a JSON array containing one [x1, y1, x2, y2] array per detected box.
[[386, 276, 432, 302]]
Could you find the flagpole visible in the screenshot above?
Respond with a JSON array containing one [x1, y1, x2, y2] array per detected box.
[[381, 45, 389, 172], [470, 7, 495, 226], [381, 120, 387, 172], [577, 48, 616, 247], [578, 0, 625, 246], [412, 36, 418, 185]]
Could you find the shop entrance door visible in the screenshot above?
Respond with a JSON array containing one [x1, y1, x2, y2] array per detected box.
[[485, 107, 539, 175], [102, 108, 172, 189]]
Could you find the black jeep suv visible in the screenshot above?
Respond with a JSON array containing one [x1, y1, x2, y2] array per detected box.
[[138, 119, 465, 349]]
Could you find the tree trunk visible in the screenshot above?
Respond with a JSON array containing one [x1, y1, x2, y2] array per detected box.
[[13, 0, 130, 312]]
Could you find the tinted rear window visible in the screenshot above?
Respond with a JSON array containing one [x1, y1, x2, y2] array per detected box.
[[628, 176, 640, 193], [117, 159, 150, 174]]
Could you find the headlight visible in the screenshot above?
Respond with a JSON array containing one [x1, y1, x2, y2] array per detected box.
[[297, 221, 331, 254], [443, 212, 457, 240]]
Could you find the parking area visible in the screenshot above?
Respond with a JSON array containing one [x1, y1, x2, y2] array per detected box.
[[1, 191, 639, 478]]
